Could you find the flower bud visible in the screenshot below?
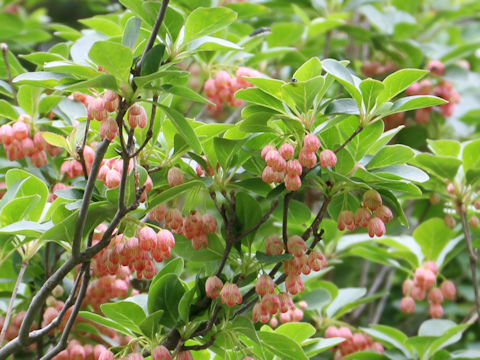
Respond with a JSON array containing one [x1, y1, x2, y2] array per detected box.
[[319, 149, 337, 168], [255, 274, 275, 297], [440, 280, 456, 300], [470, 215, 479, 228], [12, 121, 30, 140], [104, 90, 119, 112], [303, 133, 320, 152], [363, 190, 382, 211], [402, 279, 414, 296], [152, 345, 172, 360], [205, 276, 224, 299], [428, 288, 444, 304], [367, 217, 386, 238], [338, 210, 355, 231], [265, 235, 284, 256], [286, 159, 302, 176], [105, 169, 121, 189], [298, 149, 316, 168], [287, 235, 306, 257], [429, 303, 444, 318], [167, 167, 184, 187], [221, 283, 242, 306], [279, 143, 294, 159], [427, 60, 445, 76], [261, 145, 275, 160], [128, 104, 147, 129], [284, 175, 301, 191], [375, 205, 393, 224], [285, 274, 304, 295]]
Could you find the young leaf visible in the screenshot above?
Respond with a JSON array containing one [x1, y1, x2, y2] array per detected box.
[[376, 69, 427, 106], [89, 41, 133, 81]]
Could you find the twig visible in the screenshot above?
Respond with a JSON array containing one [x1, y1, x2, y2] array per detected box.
[[39, 263, 91, 360], [133, 0, 170, 77], [334, 126, 363, 154], [460, 208, 480, 325], [72, 139, 110, 258], [1, 43, 18, 105], [76, 118, 91, 180], [236, 200, 278, 241], [282, 193, 294, 247], [182, 337, 215, 351], [0, 261, 28, 346]]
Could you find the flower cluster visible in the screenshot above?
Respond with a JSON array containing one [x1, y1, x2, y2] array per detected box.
[[361, 61, 397, 77], [267, 300, 306, 328], [204, 67, 261, 112], [261, 134, 337, 191], [60, 145, 95, 178], [0, 115, 62, 166], [324, 326, 385, 358], [337, 190, 392, 238], [149, 205, 217, 250], [205, 276, 243, 307], [400, 262, 456, 318], [0, 311, 37, 344], [91, 223, 176, 282], [406, 60, 461, 123]]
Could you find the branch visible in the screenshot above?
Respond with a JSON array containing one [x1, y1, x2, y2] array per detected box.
[[0, 261, 28, 345], [72, 139, 110, 258], [133, 0, 170, 77], [1, 43, 18, 105], [182, 337, 215, 351], [460, 208, 480, 325], [76, 118, 91, 180], [282, 193, 294, 247], [236, 200, 279, 241], [334, 126, 363, 154], [40, 263, 91, 360]]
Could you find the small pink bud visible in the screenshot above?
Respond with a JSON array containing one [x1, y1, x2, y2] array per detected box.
[[440, 280, 456, 299], [265, 235, 284, 256], [402, 279, 414, 296], [105, 169, 121, 189], [176, 351, 193, 360], [375, 205, 393, 223], [137, 226, 157, 251], [338, 210, 355, 231], [286, 159, 302, 176], [319, 149, 337, 168], [167, 167, 184, 187], [429, 303, 444, 318], [128, 104, 148, 129], [298, 149, 316, 168], [428, 288, 444, 304], [261, 293, 281, 315], [424, 261, 438, 276], [411, 286, 426, 301], [287, 235, 306, 257], [104, 90, 119, 112], [279, 143, 294, 159], [261, 145, 275, 160], [354, 208, 371, 228], [444, 214, 455, 229], [205, 276, 224, 299], [427, 60, 446, 76], [255, 274, 275, 297], [221, 283, 242, 306], [285, 274, 304, 295], [284, 175, 301, 191], [470, 215, 479, 228], [12, 121, 30, 140], [303, 133, 321, 152], [338, 327, 352, 339], [202, 214, 217, 234], [325, 326, 340, 338], [152, 345, 172, 360], [367, 217, 386, 238], [278, 293, 294, 313], [262, 166, 276, 184], [363, 190, 382, 211]]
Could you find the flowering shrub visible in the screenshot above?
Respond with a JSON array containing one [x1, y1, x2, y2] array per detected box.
[[1, 1, 480, 360]]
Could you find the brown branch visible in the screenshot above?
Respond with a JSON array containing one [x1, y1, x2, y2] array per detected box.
[[182, 337, 215, 351], [334, 126, 363, 154], [460, 207, 480, 325]]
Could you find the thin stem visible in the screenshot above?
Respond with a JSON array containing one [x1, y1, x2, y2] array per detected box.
[[460, 208, 480, 325], [282, 193, 294, 247], [134, 0, 170, 77], [72, 139, 110, 258], [76, 118, 91, 180], [334, 126, 363, 154], [1, 43, 18, 105], [236, 200, 278, 241], [133, 95, 158, 157], [0, 261, 28, 346]]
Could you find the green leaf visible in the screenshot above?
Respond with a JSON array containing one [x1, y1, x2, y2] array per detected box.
[[258, 331, 308, 360], [302, 288, 332, 311], [214, 138, 243, 170], [362, 325, 412, 357], [281, 77, 324, 113], [89, 41, 133, 81], [376, 69, 427, 106], [188, 36, 242, 51], [304, 338, 345, 357], [293, 57, 322, 82], [413, 218, 455, 262], [178, 287, 196, 323], [100, 301, 146, 334], [122, 16, 142, 49], [78, 311, 133, 336], [255, 251, 293, 264], [147, 273, 186, 327], [151, 258, 184, 289], [0, 195, 40, 226], [275, 323, 316, 343], [162, 84, 212, 105], [148, 181, 206, 211], [360, 78, 384, 112], [184, 7, 237, 44], [159, 105, 202, 153], [427, 139, 461, 157], [79, 17, 122, 36], [243, 77, 284, 102], [322, 59, 362, 107], [139, 310, 164, 338], [385, 95, 447, 115], [462, 139, 480, 173], [235, 88, 286, 114], [415, 154, 462, 180], [41, 132, 69, 151], [224, 3, 270, 19], [61, 74, 118, 92], [0, 220, 52, 237], [325, 98, 360, 115], [366, 145, 414, 169], [13, 71, 72, 89], [17, 85, 42, 116], [0, 99, 18, 120], [141, 44, 165, 76]]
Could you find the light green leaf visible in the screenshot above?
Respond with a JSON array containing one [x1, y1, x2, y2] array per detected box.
[[366, 145, 414, 169], [322, 59, 362, 107], [159, 105, 202, 153], [360, 78, 384, 112], [413, 218, 455, 262], [258, 331, 308, 360], [184, 7, 237, 44], [376, 69, 427, 106], [89, 41, 133, 81]]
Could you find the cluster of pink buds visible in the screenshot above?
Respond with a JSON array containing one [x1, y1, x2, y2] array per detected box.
[[60, 145, 95, 178], [204, 67, 261, 112], [361, 61, 397, 77], [48, 183, 72, 202], [0, 311, 37, 344], [400, 261, 456, 318], [51, 342, 113, 360], [91, 223, 176, 281], [268, 300, 306, 328], [261, 134, 337, 191], [149, 204, 217, 250], [0, 115, 62, 166], [406, 60, 460, 123], [325, 326, 384, 358], [337, 190, 392, 238], [85, 275, 134, 312], [205, 276, 242, 306]]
